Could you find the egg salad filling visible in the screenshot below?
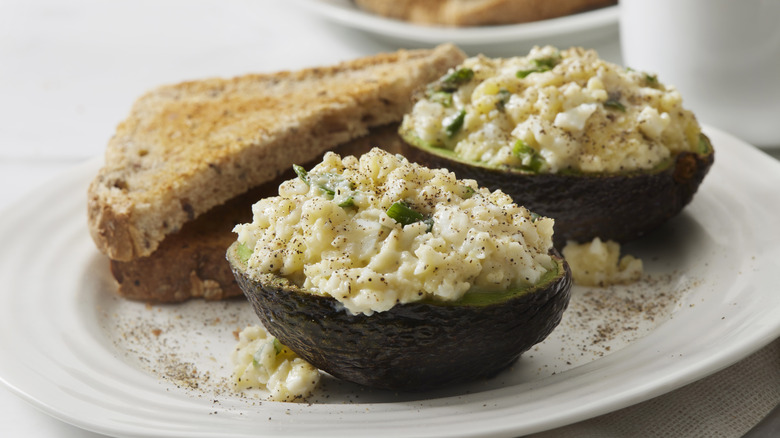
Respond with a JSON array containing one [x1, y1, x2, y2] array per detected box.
[[231, 325, 320, 402], [400, 46, 703, 173], [233, 148, 556, 316]]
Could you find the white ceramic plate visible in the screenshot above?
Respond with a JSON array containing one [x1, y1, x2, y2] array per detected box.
[[1, 126, 780, 437], [293, 0, 619, 56]]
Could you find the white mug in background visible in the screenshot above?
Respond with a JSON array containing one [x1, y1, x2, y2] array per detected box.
[[620, 0, 780, 148]]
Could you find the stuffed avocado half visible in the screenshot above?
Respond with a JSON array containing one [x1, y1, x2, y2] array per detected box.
[[228, 148, 572, 391], [399, 46, 714, 246]]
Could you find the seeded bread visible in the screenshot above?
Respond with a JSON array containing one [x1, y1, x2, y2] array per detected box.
[[353, 0, 616, 27], [109, 124, 407, 302], [88, 44, 466, 262]]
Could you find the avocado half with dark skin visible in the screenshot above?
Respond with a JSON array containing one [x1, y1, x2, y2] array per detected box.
[[399, 129, 715, 248], [227, 242, 572, 391]]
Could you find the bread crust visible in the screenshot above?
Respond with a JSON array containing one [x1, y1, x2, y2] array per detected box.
[[354, 0, 616, 27], [88, 44, 466, 262], [109, 183, 270, 302]]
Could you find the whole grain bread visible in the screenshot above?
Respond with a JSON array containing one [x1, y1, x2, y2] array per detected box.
[[88, 44, 466, 262], [109, 185, 263, 302], [109, 124, 407, 302], [353, 0, 616, 27]]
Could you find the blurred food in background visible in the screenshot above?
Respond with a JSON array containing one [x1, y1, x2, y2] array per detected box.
[[353, 0, 617, 27]]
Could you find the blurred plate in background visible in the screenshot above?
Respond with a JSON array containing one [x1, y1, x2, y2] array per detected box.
[[292, 0, 619, 56]]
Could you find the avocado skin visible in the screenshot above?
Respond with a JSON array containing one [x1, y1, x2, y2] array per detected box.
[[399, 135, 714, 248], [228, 244, 572, 391]]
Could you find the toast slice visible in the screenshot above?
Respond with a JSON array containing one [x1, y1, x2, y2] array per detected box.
[[88, 44, 466, 262], [109, 124, 407, 302], [354, 0, 616, 27]]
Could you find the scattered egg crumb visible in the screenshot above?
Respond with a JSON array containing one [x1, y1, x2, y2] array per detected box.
[[231, 325, 320, 402], [562, 237, 643, 287]]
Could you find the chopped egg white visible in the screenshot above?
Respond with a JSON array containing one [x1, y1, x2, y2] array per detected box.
[[554, 103, 599, 131]]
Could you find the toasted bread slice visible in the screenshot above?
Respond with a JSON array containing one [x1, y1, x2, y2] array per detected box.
[[88, 44, 466, 262], [109, 184, 265, 302], [109, 124, 407, 302], [354, 0, 616, 27]]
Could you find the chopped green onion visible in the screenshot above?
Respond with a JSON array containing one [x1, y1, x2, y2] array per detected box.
[[517, 54, 561, 78], [513, 139, 533, 157], [426, 67, 474, 96], [516, 69, 537, 79], [533, 54, 561, 69], [529, 212, 541, 222], [625, 67, 659, 87], [444, 110, 466, 138], [338, 196, 355, 208], [429, 90, 453, 107], [315, 182, 336, 197], [496, 89, 511, 111], [513, 139, 545, 173], [516, 66, 550, 78], [293, 164, 309, 184], [644, 73, 658, 86], [293, 165, 358, 208], [526, 155, 545, 173], [312, 172, 353, 197], [460, 185, 475, 199], [604, 99, 626, 112], [387, 201, 425, 227], [440, 67, 474, 91]]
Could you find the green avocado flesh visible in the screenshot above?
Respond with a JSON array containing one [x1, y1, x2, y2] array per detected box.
[[399, 128, 715, 248], [227, 242, 572, 391]]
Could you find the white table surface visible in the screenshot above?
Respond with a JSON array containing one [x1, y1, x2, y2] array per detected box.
[[1, 1, 778, 437]]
